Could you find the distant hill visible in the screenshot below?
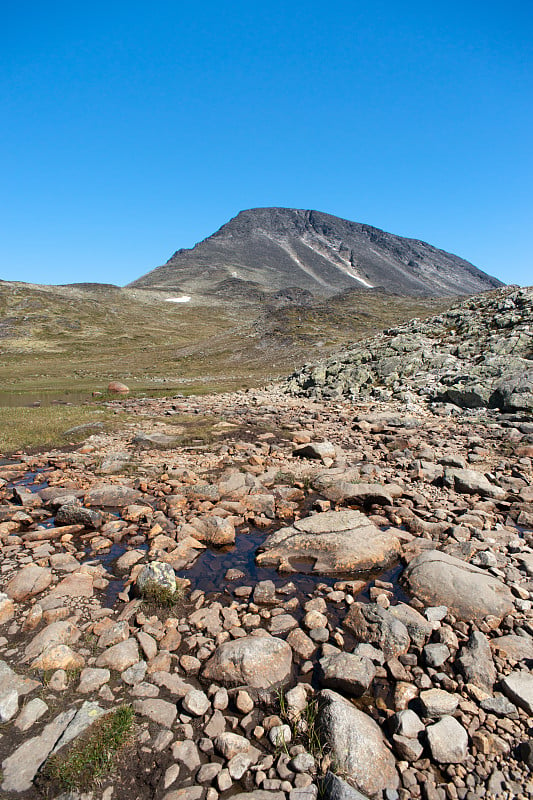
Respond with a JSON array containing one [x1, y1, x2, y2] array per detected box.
[[129, 207, 503, 298]]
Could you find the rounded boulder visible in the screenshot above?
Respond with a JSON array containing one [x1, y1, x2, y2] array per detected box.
[[202, 634, 292, 692]]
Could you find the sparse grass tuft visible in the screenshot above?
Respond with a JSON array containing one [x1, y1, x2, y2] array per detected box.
[[300, 697, 322, 757], [301, 475, 312, 492], [273, 470, 297, 486], [42, 704, 134, 792], [276, 689, 324, 761]]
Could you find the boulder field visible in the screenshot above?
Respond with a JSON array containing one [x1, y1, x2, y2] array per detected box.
[[0, 382, 531, 800], [284, 285, 533, 414]]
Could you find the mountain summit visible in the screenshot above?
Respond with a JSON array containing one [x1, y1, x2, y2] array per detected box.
[[129, 208, 503, 297]]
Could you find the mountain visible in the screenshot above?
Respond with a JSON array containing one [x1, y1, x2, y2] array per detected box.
[[129, 207, 503, 298]]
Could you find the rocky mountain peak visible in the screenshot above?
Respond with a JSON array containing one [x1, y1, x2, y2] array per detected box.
[[129, 207, 503, 298]]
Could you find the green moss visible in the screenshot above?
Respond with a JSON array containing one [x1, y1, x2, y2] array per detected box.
[[140, 578, 188, 611]]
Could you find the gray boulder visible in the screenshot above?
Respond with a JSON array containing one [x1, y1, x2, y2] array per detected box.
[[344, 603, 410, 659], [318, 689, 398, 797], [1, 708, 76, 792], [388, 603, 433, 648], [391, 709, 424, 739], [501, 671, 533, 714], [293, 441, 336, 461], [85, 483, 142, 507], [319, 652, 376, 696], [402, 550, 513, 625], [55, 502, 103, 528], [419, 689, 459, 718], [136, 561, 176, 594], [313, 473, 396, 506], [492, 368, 533, 412], [489, 634, 533, 662], [322, 771, 372, 800], [456, 631, 496, 692], [443, 468, 505, 500], [132, 432, 177, 448], [230, 793, 286, 800], [202, 634, 292, 693], [426, 715, 468, 763]]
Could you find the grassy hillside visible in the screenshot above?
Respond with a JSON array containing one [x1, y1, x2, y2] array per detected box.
[[0, 281, 453, 396], [0, 280, 457, 452]]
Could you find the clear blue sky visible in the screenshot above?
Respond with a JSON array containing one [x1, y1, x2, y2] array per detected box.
[[2, 0, 532, 287]]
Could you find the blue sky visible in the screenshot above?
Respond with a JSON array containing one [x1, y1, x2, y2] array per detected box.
[[2, 0, 532, 287]]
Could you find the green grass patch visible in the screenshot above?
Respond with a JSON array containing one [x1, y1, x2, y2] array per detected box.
[[0, 404, 127, 455], [42, 705, 134, 793]]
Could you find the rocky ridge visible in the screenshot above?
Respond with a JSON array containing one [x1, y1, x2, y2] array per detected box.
[[129, 208, 502, 298], [0, 384, 532, 800], [284, 286, 533, 413]]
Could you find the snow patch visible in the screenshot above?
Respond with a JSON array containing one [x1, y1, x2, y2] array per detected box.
[[164, 296, 191, 303], [301, 235, 374, 288]]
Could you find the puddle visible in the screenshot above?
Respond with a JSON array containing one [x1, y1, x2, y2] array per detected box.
[[185, 540, 344, 596], [84, 542, 150, 607], [6, 467, 409, 611], [0, 390, 93, 408], [11, 469, 53, 492], [357, 562, 410, 604]]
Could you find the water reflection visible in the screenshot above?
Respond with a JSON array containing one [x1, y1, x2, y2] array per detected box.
[[0, 391, 93, 408]]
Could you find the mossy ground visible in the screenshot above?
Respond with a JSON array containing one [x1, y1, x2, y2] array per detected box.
[[0, 404, 120, 454], [41, 705, 135, 794]]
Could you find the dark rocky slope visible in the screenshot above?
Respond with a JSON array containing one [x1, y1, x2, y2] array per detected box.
[[129, 208, 503, 298], [284, 285, 533, 412]]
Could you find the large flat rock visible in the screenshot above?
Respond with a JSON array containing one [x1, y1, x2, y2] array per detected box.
[[256, 509, 400, 575], [313, 472, 400, 506], [84, 483, 142, 508], [489, 634, 533, 662], [402, 550, 513, 625], [5, 564, 52, 601], [344, 603, 411, 659]]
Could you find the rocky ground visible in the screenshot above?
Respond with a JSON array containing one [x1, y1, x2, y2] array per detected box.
[[0, 385, 532, 800], [284, 286, 533, 414]]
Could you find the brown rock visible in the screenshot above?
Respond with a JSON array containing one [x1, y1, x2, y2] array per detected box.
[[319, 689, 399, 796], [0, 593, 15, 624], [24, 620, 80, 661], [203, 634, 292, 691], [190, 516, 235, 546], [402, 550, 513, 625], [489, 634, 533, 662], [46, 572, 94, 599], [95, 638, 139, 671], [108, 381, 129, 393], [31, 645, 85, 671], [5, 564, 52, 601]]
